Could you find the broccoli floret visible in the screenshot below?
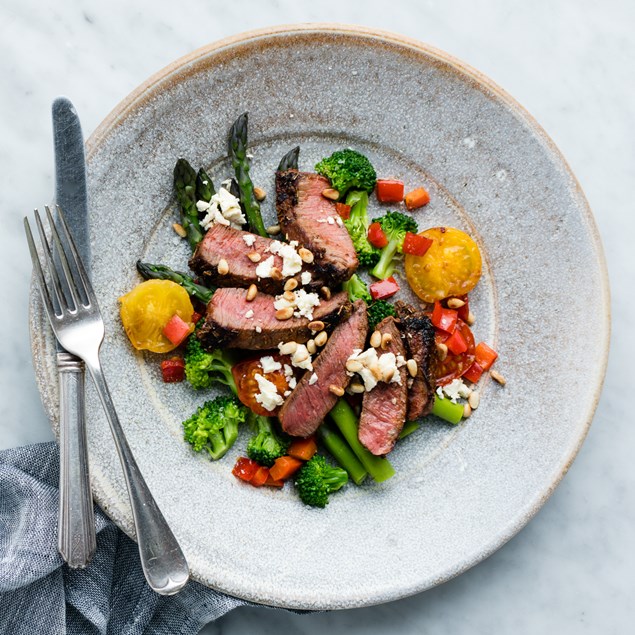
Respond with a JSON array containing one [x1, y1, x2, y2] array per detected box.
[[182, 394, 247, 460], [247, 415, 289, 467], [315, 149, 377, 197], [295, 454, 349, 508], [370, 211, 418, 280], [184, 334, 237, 393], [367, 300, 397, 330], [342, 273, 372, 304], [341, 190, 380, 268]]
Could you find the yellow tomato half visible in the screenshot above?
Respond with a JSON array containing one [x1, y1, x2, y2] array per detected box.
[[404, 227, 482, 303], [119, 279, 194, 353]]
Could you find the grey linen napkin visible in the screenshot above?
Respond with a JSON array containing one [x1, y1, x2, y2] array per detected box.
[[0, 442, 258, 634]]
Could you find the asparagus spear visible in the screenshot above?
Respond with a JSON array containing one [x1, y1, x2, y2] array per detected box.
[[277, 146, 300, 172], [136, 261, 214, 305], [174, 158, 204, 251], [196, 167, 215, 205], [228, 113, 267, 237]]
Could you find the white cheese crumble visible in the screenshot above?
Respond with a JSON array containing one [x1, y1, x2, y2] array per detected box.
[[254, 373, 284, 411], [260, 356, 281, 374], [439, 378, 471, 403], [283, 364, 294, 377], [244, 309, 254, 319], [377, 352, 402, 386], [346, 348, 403, 391], [255, 326, 262, 333], [301, 271, 312, 286], [288, 375, 297, 389], [255, 255, 275, 278], [242, 233, 256, 247], [308, 373, 318, 386], [268, 240, 303, 277], [290, 344, 313, 371], [273, 289, 321, 320], [198, 186, 246, 231]]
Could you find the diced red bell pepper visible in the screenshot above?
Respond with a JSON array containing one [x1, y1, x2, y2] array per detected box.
[[376, 179, 405, 203], [191, 310, 203, 324], [431, 301, 458, 334], [402, 232, 433, 257], [445, 327, 468, 355], [368, 222, 388, 248], [404, 187, 430, 210], [335, 202, 351, 220], [369, 276, 400, 300], [462, 361, 484, 383], [474, 342, 498, 370], [250, 466, 270, 487], [162, 314, 193, 346], [232, 457, 260, 482], [160, 357, 185, 383]]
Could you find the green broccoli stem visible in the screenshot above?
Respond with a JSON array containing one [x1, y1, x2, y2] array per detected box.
[[317, 424, 367, 485], [398, 420, 420, 439], [136, 261, 214, 304], [371, 238, 399, 280], [228, 112, 268, 237], [328, 399, 395, 482], [174, 158, 204, 251], [431, 394, 464, 425], [196, 167, 215, 204], [277, 146, 300, 171]]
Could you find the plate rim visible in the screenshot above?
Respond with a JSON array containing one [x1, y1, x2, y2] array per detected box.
[[33, 23, 611, 609]]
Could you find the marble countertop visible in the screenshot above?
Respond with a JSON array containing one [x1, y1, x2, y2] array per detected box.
[[1, 1, 632, 632]]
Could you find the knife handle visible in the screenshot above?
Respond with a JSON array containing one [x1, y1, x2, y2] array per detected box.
[[57, 352, 96, 568]]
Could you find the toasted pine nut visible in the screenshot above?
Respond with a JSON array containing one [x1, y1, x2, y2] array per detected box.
[[370, 363, 383, 380], [298, 247, 314, 264], [490, 370, 506, 386], [466, 311, 476, 326], [217, 258, 229, 275], [293, 348, 309, 363], [306, 339, 316, 354], [246, 284, 258, 302], [381, 332, 393, 350], [279, 341, 297, 355], [275, 307, 294, 320], [315, 331, 328, 347], [322, 188, 340, 200], [266, 224, 281, 235], [308, 320, 325, 332], [436, 342, 448, 360], [253, 186, 266, 201], [346, 359, 364, 373], [383, 368, 396, 383], [349, 381, 365, 394], [406, 359, 418, 377], [172, 222, 187, 237], [447, 298, 465, 309], [284, 278, 298, 292], [247, 252, 261, 263], [270, 267, 283, 281], [463, 403, 472, 418], [468, 391, 480, 409], [320, 286, 332, 300], [329, 384, 345, 396], [370, 331, 382, 348], [283, 290, 295, 302]]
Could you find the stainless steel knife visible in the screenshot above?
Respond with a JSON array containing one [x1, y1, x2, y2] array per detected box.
[[52, 97, 96, 568]]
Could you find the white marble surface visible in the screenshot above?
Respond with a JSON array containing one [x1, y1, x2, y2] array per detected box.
[[1, 0, 632, 632]]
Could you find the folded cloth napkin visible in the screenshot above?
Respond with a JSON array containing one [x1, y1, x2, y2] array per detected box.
[[0, 442, 267, 635]]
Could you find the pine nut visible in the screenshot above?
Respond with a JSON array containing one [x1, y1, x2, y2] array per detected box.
[[298, 248, 314, 264], [466, 311, 476, 326], [463, 403, 472, 418], [306, 339, 316, 354], [266, 224, 281, 235], [217, 258, 229, 275], [436, 342, 448, 360], [322, 188, 340, 200], [270, 267, 283, 281], [275, 307, 294, 320], [370, 331, 382, 348], [383, 368, 396, 383], [490, 370, 506, 386], [447, 298, 465, 309], [381, 332, 393, 350], [349, 381, 365, 394], [293, 348, 309, 363], [284, 278, 298, 292], [247, 252, 261, 263], [320, 286, 332, 300], [172, 222, 187, 237], [279, 341, 297, 355], [253, 186, 266, 201], [406, 359, 418, 377], [370, 363, 383, 380], [346, 359, 364, 373], [468, 391, 480, 409], [246, 284, 258, 302], [308, 320, 325, 332], [315, 331, 328, 347], [283, 290, 295, 302], [329, 384, 345, 396]]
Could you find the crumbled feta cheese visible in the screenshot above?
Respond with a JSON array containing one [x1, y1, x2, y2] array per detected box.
[[288, 376, 297, 389], [346, 347, 403, 391], [198, 186, 246, 230], [255, 326, 262, 333], [260, 356, 281, 373], [283, 364, 294, 377], [283, 390, 291, 397], [308, 373, 318, 386], [242, 233, 256, 247], [255, 255, 275, 278], [254, 373, 284, 411], [290, 344, 313, 371], [396, 355, 406, 367], [301, 271, 312, 286], [268, 240, 303, 277], [273, 289, 321, 320], [245, 309, 254, 319], [441, 378, 471, 403], [377, 352, 402, 385]]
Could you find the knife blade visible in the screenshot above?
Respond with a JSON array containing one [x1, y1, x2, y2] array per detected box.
[[52, 97, 96, 568]]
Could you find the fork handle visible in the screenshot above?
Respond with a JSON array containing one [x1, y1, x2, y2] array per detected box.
[[83, 352, 190, 595], [57, 352, 96, 568]]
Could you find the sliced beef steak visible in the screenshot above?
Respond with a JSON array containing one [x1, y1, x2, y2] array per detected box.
[[276, 171, 358, 284], [279, 300, 368, 438], [358, 317, 408, 456], [197, 288, 350, 351], [395, 301, 437, 420], [188, 223, 323, 295]]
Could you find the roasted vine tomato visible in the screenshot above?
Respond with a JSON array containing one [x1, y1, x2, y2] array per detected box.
[[433, 318, 476, 386], [231, 354, 292, 416], [404, 227, 482, 303], [119, 280, 194, 353]]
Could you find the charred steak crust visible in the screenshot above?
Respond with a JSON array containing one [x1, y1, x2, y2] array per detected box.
[[275, 170, 358, 284], [279, 300, 369, 438], [395, 301, 437, 420], [358, 317, 408, 456], [197, 288, 351, 351]]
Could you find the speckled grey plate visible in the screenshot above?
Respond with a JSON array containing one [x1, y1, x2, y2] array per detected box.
[[30, 25, 609, 610]]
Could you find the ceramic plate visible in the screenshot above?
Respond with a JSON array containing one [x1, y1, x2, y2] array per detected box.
[[30, 25, 609, 609]]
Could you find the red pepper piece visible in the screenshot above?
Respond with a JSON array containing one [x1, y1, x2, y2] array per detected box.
[[369, 276, 400, 300], [404, 187, 431, 210], [431, 301, 458, 334], [462, 361, 484, 383], [402, 232, 433, 256], [474, 342, 498, 370], [250, 466, 270, 487], [232, 457, 260, 482], [445, 327, 468, 355], [162, 314, 193, 346], [368, 222, 388, 248], [376, 179, 405, 203], [335, 202, 351, 220], [160, 357, 185, 383]]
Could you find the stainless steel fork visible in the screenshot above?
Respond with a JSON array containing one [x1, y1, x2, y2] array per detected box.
[[25, 205, 190, 595]]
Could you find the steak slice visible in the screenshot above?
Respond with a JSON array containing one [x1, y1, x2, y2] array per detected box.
[[358, 317, 408, 456], [197, 288, 351, 351], [276, 170, 358, 284], [188, 223, 324, 295], [279, 300, 368, 438], [395, 301, 437, 420]]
